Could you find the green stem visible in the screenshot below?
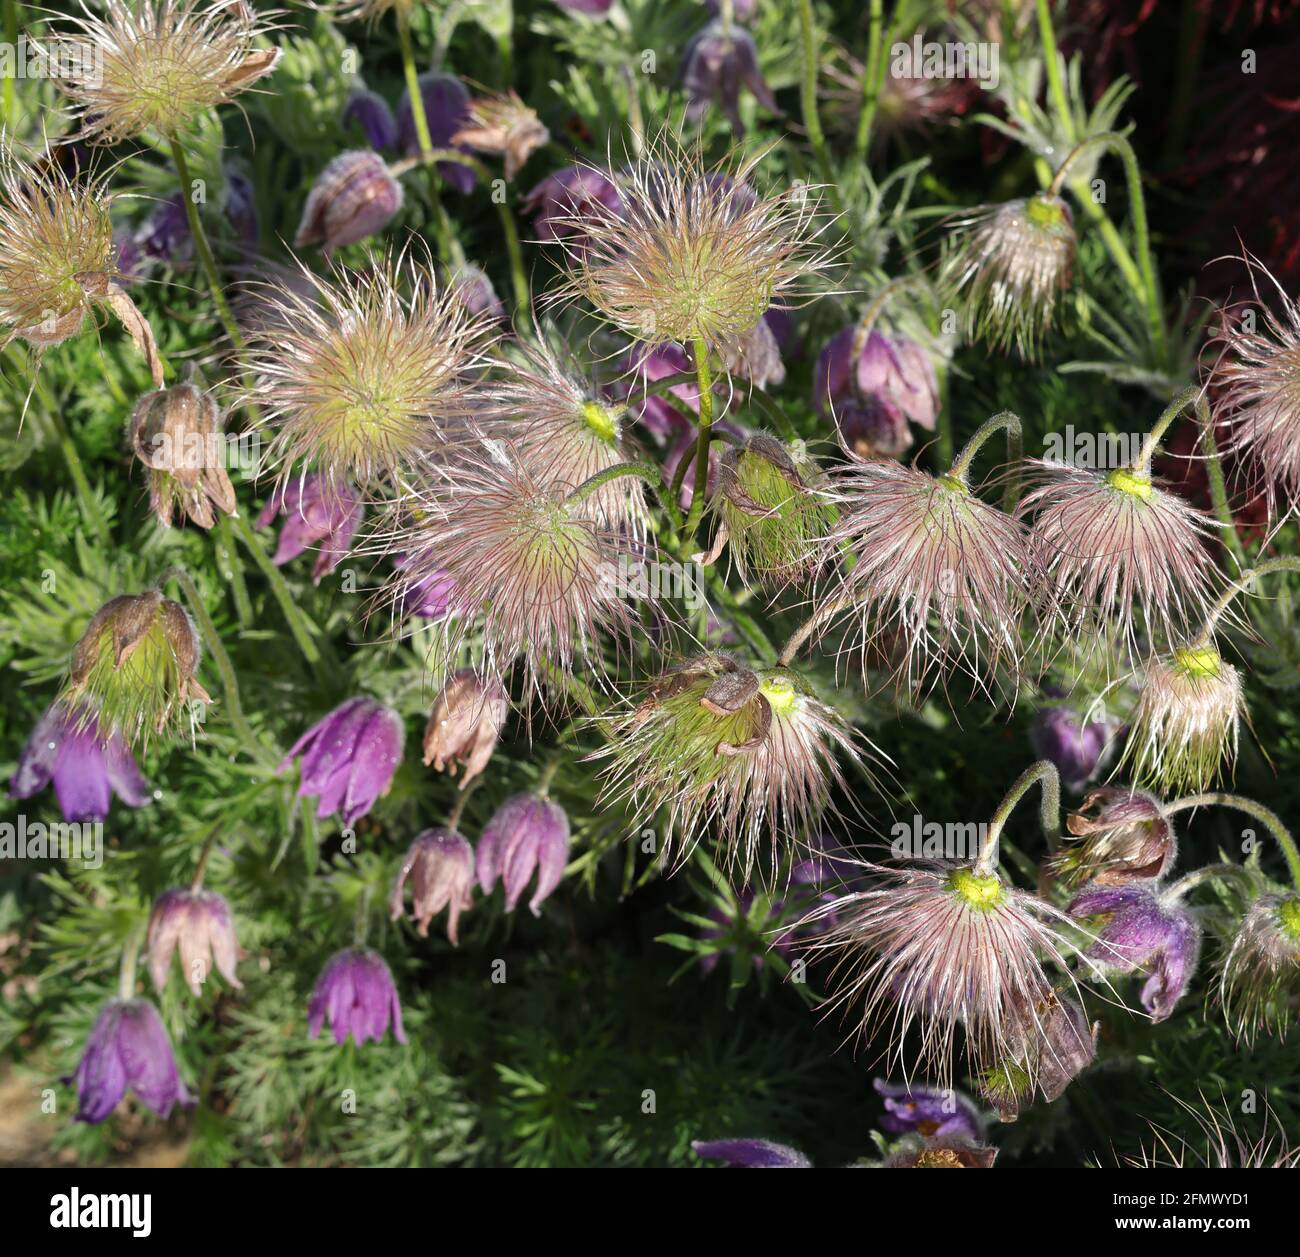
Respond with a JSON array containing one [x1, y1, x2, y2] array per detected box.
[[191, 820, 223, 891], [777, 595, 849, 667], [447, 774, 481, 829], [2, 0, 16, 126], [1048, 131, 1165, 359], [1035, 0, 1075, 144], [1200, 420, 1250, 574], [795, 0, 837, 198], [169, 137, 245, 353], [854, 0, 885, 159], [1164, 793, 1300, 892], [397, 14, 454, 264], [1191, 556, 1300, 647], [682, 339, 715, 538], [57, 428, 110, 547], [229, 510, 322, 665], [215, 513, 254, 626], [160, 565, 280, 770], [118, 923, 145, 1000], [1133, 385, 1201, 473], [976, 760, 1061, 875], [1164, 862, 1255, 903], [948, 410, 1023, 505], [564, 460, 682, 532]]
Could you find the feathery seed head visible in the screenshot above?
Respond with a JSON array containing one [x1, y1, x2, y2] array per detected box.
[[550, 141, 831, 360], [64, 591, 212, 746], [1018, 459, 1220, 668], [47, 0, 282, 144], [1220, 893, 1300, 1044], [710, 434, 833, 587], [452, 91, 549, 181], [245, 251, 495, 492], [811, 460, 1031, 698], [1119, 645, 1244, 794], [939, 194, 1075, 359], [801, 859, 1093, 1090]]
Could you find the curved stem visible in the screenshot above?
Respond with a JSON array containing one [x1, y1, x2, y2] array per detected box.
[[682, 338, 715, 538], [191, 820, 223, 891], [1164, 792, 1300, 892], [777, 595, 848, 667], [160, 565, 280, 770], [976, 760, 1061, 875], [1164, 862, 1256, 903], [1134, 385, 1202, 474], [118, 923, 145, 1000], [564, 460, 682, 531], [948, 410, 1022, 487], [229, 510, 321, 665], [1200, 420, 1251, 574], [1192, 556, 1300, 647], [447, 775, 481, 829], [1047, 131, 1165, 359]]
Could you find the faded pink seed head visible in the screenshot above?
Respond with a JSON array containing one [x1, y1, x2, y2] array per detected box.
[[389, 827, 475, 943], [452, 91, 549, 180], [294, 150, 404, 257], [1219, 893, 1300, 1044], [146, 887, 242, 995]]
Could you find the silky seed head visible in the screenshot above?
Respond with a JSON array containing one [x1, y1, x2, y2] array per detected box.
[[1220, 894, 1300, 1044]]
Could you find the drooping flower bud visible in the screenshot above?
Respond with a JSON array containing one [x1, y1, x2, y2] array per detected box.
[[342, 87, 399, 150], [722, 314, 786, 389], [256, 475, 364, 585], [392, 553, 458, 621], [708, 434, 833, 587], [979, 993, 1098, 1121], [1048, 787, 1176, 889], [278, 698, 405, 825], [1220, 893, 1300, 1043], [449, 262, 505, 323], [423, 670, 508, 786], [294, 150, 403, 257], [939, 194, 1076, 359], [477, 793, 571, 915], [523, 166, 623, 250], [1029, 705, 1112, 794], [691, 1138, 811, 1168], [396, 71, 476, 193], [682, 21, 780, 136], [1119, 645, 1244, 793], [1069, 882, 1201, 1022], [68, 998, 194, 1124], [9, 700, 150, 823], [452, 91, 549, 181], [146, 888, 242, 996], [129, 381, 237, 529], [307, 948, 407, 1047], [65, 591, 212, 745], [390, 827, 475, 943]]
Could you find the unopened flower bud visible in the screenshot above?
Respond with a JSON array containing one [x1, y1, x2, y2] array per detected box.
[[1220, 893, 1300, 1043], [294, 150, 403, 256], [129, 381, 237, 529], [423, 670, 508, 785], [146, 888, 242, 996], [390, 827, 475, 943], [65, 591, 212, 745], [1029, 705, 1112, 794], [342, 87, 398, 150]]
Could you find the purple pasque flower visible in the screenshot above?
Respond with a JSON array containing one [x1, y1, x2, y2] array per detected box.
[[307, 948, 407, 1046], [1068, 882, 1201, 1022], [1030, 705, 1113, 793], [477, 793, 571, 916], [294, 150, 403, 257], [874, 1079, 985, 1142], [396, 71, 476, 194], [390, 827, 475, 944], [682, 21, 780, 136], [692, 1138, 810, 1168], [449, 262, 505, 324], [9, 700, 150, 823], [523, 166, 623, 249], [69, 999, 194, 1123], [256, 474, 364, 585], [342, 87, 399, 150], [146, 888, 242, 996], [815, 326, 939, 459], [278, 698, 405, 826], [392, 551, 459, 621]]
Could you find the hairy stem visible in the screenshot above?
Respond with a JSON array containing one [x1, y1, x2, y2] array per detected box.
[[1165, 793, 1300, 893], [682, 339, 715, 538], [854, 0, 886, 159], [1164, 862, 1255, 903], [1200, 420, 1251, 574], [796, 0, 837, 199], [976, 760, 1061, 875], [1134, 385, 1203, 473], [398, 14, 454, 264], [118, 923, 145, 1000], [1192, 556, 1300, 647], [230, 510, 322, 665], [948, 410, 1023, 508]]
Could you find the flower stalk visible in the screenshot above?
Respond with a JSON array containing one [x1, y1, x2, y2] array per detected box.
[[1165, 793, 1300, 893], [976, 760, 1061, 876]]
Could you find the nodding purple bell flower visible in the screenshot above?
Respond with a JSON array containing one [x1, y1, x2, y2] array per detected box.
[[307, 948, 407, 1047], [874, 1079, 985, 1141], [682, 21, 779, 137], [1068, 882, 1201, 1022], [256, 475, 364, 585], [393, 553, 459, 621], [396, 71, 476, 194], [815, 326, 939, 460], [449, 262, 505, 324], [294, 150, 403, 257], [390, 827, 475, 944], [69, 998, 194, 1124], [1030, 705, 1113, 793], [342, 87, 399, 151], [9, 701, 150, 823], [523, 166, 623, 249], [146, 888, 242, 996], [278, 698, 405, 826], [134, 195, 192, 267], [477, 793, 571, 916], [692, 1138, 811, 1168]]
